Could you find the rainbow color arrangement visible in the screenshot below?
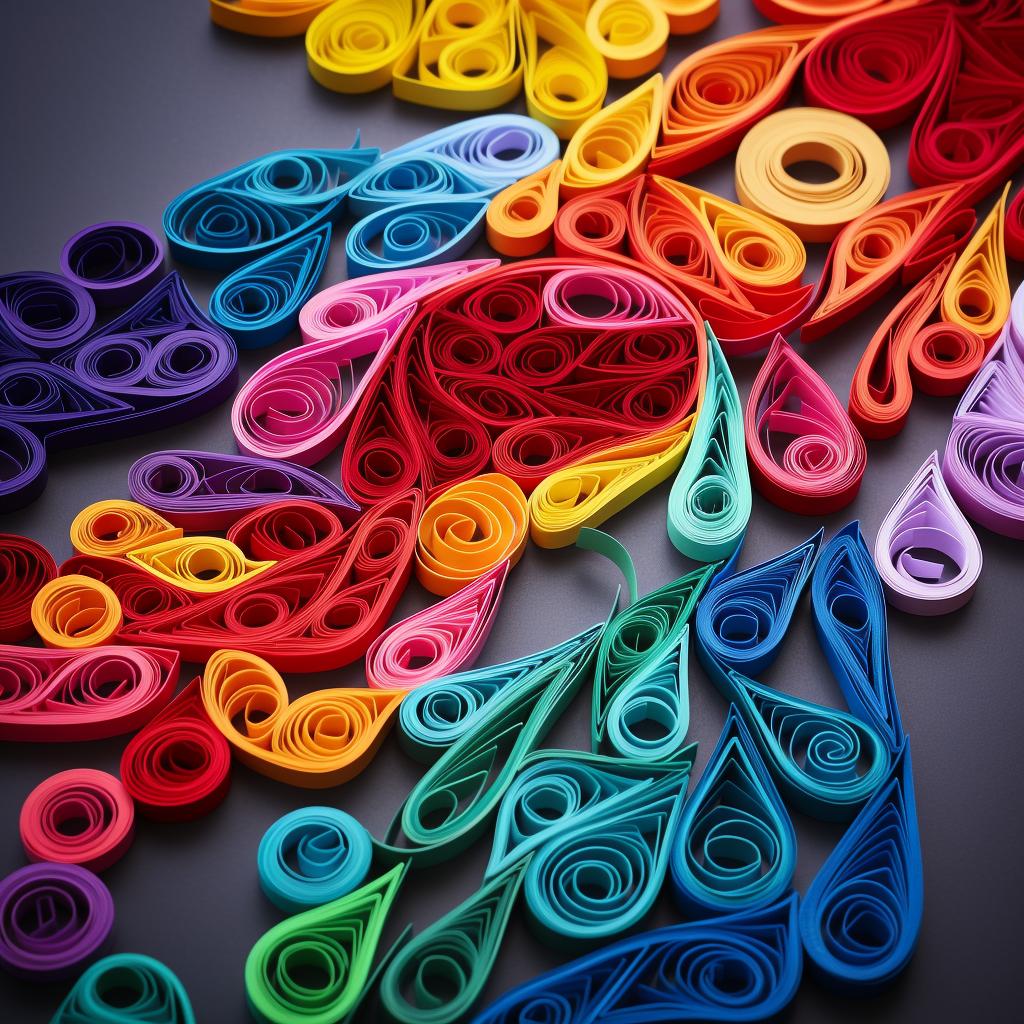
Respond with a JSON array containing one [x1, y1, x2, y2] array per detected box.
[[2, 0, 1024, 1021]]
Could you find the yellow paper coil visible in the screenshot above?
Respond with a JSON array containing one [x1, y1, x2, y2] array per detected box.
[[31, 575, 123, 650], [486, 159, 561, 256], [585, 0, 669, 80], [70, 500, 182, 559], [126, 538, 276, 595]]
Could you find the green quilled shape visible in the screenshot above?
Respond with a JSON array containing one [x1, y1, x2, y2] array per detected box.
[[245, 862, 407, 1024], [51, 953, 195, 1024], [397, 622, 604, 763], [668, 323, 751, 563], [376, 626, 602, 868], [486, 748, 697, 880], [670, 705, 796, 914], [378, 858, 530, 1024], [719, 668, 890, 821]]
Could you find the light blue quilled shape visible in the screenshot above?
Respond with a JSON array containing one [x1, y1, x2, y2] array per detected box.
[[398, 622, 605, 763], [347, 156, 495, 218], [670, 705, 796, 915], [486, 748, 696, 881], [471, 893, 802, 1024], [800, 741, 923, 994], [720, 668, 890, 821], [257, 806, 372, 915], [668, 323, 751, 563], [163, 141, 378, 269], [812, 521, 904, 754], [345, 198, 489, 277], [209, 223, 332, 348], [695, 528, 823, 687]]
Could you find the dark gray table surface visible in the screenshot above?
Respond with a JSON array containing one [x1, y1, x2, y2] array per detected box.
[[1, 2, 1021, 1021]]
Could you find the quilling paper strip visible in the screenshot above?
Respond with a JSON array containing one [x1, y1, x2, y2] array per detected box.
[[0, 533, 56, 642], [874, 451, 982, 615], [125, 537, 276, 595], [31, 575, 123, 650], [70, 500, 182, 559], [584, 0, 668, 80], [1006, 185, 1024, 261], [59, 221, 165, 308], [210, 0, 334, 36]]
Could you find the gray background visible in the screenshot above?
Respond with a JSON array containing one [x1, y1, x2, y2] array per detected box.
[[1, 2, 1022, 1021]]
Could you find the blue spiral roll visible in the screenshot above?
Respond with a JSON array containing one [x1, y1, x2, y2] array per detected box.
[[720, 668, 889, 821], [811, 522, 904, 753], [348, 156, 495, 218], [257, 807, 372, 914], [472, 894, 802, 1024], [487, 748, 696, 881], [209, 223, 332, 348], [345, 198, 489, 277], [670, 706, 796, 915], [399, 623, 605, 763], [523, 769, 690, 947], [163, 142, 378, 268], [800, 742, 922, 993], [696, 529, 823, 686]]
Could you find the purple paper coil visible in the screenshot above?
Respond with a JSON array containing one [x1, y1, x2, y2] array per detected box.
[[0, 862, 114, 981], [60, 221, 165, 308], [0, 272, 95, 353]]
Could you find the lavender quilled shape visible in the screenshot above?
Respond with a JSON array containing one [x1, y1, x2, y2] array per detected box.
[[60, 221, 166, 308]]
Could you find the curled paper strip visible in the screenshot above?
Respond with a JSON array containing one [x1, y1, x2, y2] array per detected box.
[[717, 668, 889, 821], [585, 0, 668, 80], [800, 742, 922, 993], [0, 862, 113, 981], [60, 221, 164, 308], [245, 863, 406, 1024], [803, 182, 975, 342], [398, 622, 604, 762], [235, 260, 494, 466], [658, 0, 719, 34], [258, 807, 372, 914], [20, 769, 134, 872], [379, 859, 528, 1024], [128, 449, 359, 531], [163, 143, 378, 269], [0, 645, 179, 743], [812, 522, 904, 752], [650, 23, 820, 178], [874, 451, 982, 616], [366, 560, 508, 690], [553, 177, 813, 357], [0, 422, 47, 512], [486, 160, 560, 257], [486, 748, 695, 880], [210, 0, 333, 36], [306, 0, 424, 93], [668, 326, 750, 561], [473, 895, 802, 1024], [734, 108, 890, 243], [119, 489, 421, 672], [70, 500, 181, 559], [202, 649, 405, 787], [51, 952, 196, 1024], [377, 630, 600, 868], [670, 706, 795, 915], [120, 677, 231, 822], [1007, 186, 1024, 262], [31, 575, 123, 649], [416, 473, 528, 595], [226, 499, 347, 563], [523, 766, 689, 946], [754, 0, 888, 21], [209, 223, 332, 348], [695, 529, 821, 684], [0, 271, 96, 353], [746, 336, 866, 514], [126, 537, 275, 595], [0, 533, 56, 642]]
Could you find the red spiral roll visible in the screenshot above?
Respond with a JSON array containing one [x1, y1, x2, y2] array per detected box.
[[225, 499, 347, 562], [1006, 187, 1024, 262], [120, 677, 231, 821], [60, 554, 198, 623], [0, 534, 57, 643]]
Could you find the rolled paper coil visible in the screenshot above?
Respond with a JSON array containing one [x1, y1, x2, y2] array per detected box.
[[70, 500, 182, 558], [125, 537, 275, 594], [120, 677, 232, 821], [485, 161, 560, 258], [225, 499, 347, 563], [0, 533, 57, 642], [584, 0, 669, 80], [0, 645, 179, 743], [0, 862, 114, 981], [735, 107, 890, 243], [59, 221, 164, 308], [31, 575, 122, 649], [1006, 186, 1024, 261], [755, 0, 892, 22], [874, 451, 982, 615], [0, 271, 96, 352], [258, 807, 372, 914], [20, 769, 134, 873], [50, 952, 196, 1024]]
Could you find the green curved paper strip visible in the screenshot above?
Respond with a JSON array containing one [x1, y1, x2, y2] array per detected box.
[[576, 527, 638, 606], [378, 859, 529, 1024], [397, 623, 604, 763], [51, 953, 195, 1024], [376, 628, 602, 868], [486, 748, 696, 880], [720, 668, 890, 821], [668, 323, 751, 562], [245, 862, 406, 1024]]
